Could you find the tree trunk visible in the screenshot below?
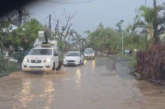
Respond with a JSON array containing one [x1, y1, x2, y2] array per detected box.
[[149, 24, 153, 44], [68, 35, 71, 50], [18, 9, 22, 26], [0, 45, 5, 71], [153, 0, 160, 44]]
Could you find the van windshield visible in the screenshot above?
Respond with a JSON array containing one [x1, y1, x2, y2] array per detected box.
[[29, 49, 52, 55]]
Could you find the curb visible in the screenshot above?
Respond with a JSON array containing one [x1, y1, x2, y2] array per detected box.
[[115, 57, 142, 80]]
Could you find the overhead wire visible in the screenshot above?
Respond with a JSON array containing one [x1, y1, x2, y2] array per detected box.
[[39, 10, 56, 23], [40, 0, 96, 4], [39, 0, 97, 23], [40, 15, 49, 22]]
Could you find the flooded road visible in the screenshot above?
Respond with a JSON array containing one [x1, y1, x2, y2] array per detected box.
[[0, 57, 165, 109]]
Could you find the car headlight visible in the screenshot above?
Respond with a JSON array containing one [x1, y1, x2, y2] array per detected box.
[[84, 54, 86, 56], [92, 53, 94, 56], [24, 58, 29, 62], [43, 58, 51, 63]]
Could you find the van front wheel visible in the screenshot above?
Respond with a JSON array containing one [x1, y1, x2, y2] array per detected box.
[[56, 61, 62, 71], [52, 63, 55, 70]]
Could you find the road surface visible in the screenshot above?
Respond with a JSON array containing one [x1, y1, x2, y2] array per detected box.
[[0, 57, 165, 109]]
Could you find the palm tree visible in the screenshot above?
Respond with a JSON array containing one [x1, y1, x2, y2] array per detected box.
[[65, 29, 74, 50], [71, 32, 82, 50], [136, 6, 154, 43], [79, 38, 87, 51], [135, 5, 165, 44]]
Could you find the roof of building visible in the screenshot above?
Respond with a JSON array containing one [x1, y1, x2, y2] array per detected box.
[[2, 24, 25, 33]]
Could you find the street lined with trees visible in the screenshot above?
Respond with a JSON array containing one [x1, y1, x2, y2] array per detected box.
[[1, 0, 165, 84], [1, 1, 165, 109]]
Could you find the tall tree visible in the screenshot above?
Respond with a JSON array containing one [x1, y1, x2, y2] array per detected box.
[[71, 32, 82, 50], [22, 18, 43, 50], [135, 4, 165, 44], [52, 9, 76, 53], [53, 9, 76, 42]]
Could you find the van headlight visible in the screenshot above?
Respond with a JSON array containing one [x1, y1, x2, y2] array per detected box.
[[43, 58, 51, 63], [76, 58, 80, 61], [24, 58, 29, 62]]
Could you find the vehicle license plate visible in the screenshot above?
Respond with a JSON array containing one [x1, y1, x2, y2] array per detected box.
[[31, 66, 33, 70]]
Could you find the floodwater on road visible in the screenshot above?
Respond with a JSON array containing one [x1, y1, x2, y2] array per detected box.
[[0, 57, 165, 109]]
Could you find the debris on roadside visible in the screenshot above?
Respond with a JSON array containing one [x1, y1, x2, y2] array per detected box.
[[135, 44, 165, 85], [134, 72, 142, 80]]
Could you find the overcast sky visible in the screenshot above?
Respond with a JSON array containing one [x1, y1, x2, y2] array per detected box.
[[26, 0, 165, 36]]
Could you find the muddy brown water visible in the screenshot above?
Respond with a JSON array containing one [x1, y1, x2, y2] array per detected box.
[[0, 57, 165, 109]]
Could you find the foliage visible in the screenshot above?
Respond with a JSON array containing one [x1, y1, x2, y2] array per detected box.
[[135, 5, 165, 44], [0, 17, 43, 70], [8, 63, 18, 72], [84, 23, 146, 54], [132, 2, 165, 85], [135, 44, 165, 83], [22, 18, 43, 50], [1, 18, 43, 51]]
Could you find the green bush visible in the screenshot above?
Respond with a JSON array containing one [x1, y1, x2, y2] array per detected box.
[[8, 64, 18, 72]]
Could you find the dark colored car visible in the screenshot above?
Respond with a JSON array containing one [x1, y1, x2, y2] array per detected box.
[[84, 48, 95, 60]]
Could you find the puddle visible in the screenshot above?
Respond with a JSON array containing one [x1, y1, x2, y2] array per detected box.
[[9, 70, 67, 78]]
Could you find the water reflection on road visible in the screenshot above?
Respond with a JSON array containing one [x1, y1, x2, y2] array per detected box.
[[17, 79, 34, 108], [0, 57, 165, 109], [76, 68, 81, 88]]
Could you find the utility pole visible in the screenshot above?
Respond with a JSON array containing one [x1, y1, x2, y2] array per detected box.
[[153, 0, 157, 43], [18, 8, 22, 26], [145, 0, 147, 7], [18, 8, 23, 61], [122, 26, 124, 56], [121, 20, 124, 56], [153, 0, 156, 7], [48, 14, 51, 31]]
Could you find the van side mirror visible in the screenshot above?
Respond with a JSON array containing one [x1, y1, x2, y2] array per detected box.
[[54, 53, 58, 56], [54, 51, 58, 56]]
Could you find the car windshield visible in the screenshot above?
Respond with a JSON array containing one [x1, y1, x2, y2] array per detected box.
[[29, 49, 52, 55], [84, 48, 94, 54], [66, 52, 80, 56]]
